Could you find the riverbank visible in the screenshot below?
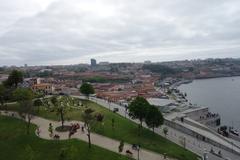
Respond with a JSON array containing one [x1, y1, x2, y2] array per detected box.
[[195, 74, 240, 80], [170, 79, 193, 88], [178, 76, 240, 129], [170, 75, 240, 89]]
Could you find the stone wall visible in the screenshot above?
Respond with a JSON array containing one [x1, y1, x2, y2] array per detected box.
[[164, 119, 240, 156]]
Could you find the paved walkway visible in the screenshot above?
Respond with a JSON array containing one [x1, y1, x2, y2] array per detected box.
[[0, 110, 174, 160]]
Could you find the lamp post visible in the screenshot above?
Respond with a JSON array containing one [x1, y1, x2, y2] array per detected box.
[[183, 137, 186, 149], [137, 144, 140, 160], [203, 149, 208, 160], [124, 105, 127, 118]]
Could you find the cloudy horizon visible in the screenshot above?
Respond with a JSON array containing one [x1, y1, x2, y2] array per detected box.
[[1, 0, 240, 66]]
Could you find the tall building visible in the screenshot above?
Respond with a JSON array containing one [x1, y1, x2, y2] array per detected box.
[[144, 60, 151, 64], [91, 59, 97, 66], [99, 61, 109, 65]]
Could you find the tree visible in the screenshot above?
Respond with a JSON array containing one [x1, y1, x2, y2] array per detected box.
[[142, 64, 176, 76], [128, 96, 149, 134], [13, 88, 34, 134], [0, 84, 6, 107], [145, 105, 164, 133], [79, 83, 95, 99], [95, 113, 104, 122], [51, 96, 58, 106], [82, 108, 95, 148], [51, 96, 68, 129], [33, 98, 43, 113], [42, 97, 51, 109], [6, 70, 23, 87]]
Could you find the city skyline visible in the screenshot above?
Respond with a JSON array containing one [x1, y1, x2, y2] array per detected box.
[[1, 0, 240, 66]]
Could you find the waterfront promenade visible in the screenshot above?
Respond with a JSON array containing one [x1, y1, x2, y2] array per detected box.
[[85, 96, 240, 160]]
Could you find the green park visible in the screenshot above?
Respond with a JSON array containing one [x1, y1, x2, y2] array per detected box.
[[0, 70, 199, 160]]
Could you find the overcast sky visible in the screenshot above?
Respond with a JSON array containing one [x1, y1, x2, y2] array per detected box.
[[1, 0, 240, 66]]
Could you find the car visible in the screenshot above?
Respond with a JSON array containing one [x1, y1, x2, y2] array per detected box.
[[113, 108, 119, 113], [229, 128, 239, 136]]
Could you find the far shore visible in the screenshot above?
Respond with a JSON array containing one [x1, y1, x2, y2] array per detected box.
[[195, 74, 240, 80], [174, 75, 240, 88]]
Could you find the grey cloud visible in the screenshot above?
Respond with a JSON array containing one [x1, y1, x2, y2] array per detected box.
[[0, 0, 240, 65]]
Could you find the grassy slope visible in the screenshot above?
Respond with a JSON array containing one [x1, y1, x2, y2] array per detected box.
[[2, 100, 198, 160], [0, 115, 129, 160]]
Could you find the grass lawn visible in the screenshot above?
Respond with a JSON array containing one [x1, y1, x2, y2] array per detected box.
[[2, 99, 199, 160], [0, 115, 130, 160]]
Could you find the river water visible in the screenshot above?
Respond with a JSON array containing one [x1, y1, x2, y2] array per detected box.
[[178, 76, 240, 129]]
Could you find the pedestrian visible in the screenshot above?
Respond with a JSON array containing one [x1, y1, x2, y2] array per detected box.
[[218, 150, 222, 157], [81, 126, 85, 133], [210, 147, 214, 153], [163, 153, 167, 159], [68, 131, 72, 139], [48, 123, 53, 137], [36, 126, 41, 136], [76, 123, 80, 129]]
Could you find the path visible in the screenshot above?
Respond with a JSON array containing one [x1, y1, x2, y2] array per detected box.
[[0, 110, 174, 160]]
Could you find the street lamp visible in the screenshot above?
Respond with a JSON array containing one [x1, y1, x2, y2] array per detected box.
[[137, 144, 140, 160], [124, 105, 128, 118], [203, 149, 208, 160]]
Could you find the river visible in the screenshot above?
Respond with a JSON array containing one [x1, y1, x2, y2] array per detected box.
[[178, 76, 240, 129]]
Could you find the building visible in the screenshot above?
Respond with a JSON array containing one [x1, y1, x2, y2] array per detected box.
[[31, 83, 53, 94], [0, 74, 8, 84], [99, 61, 109, 65], [144, 60, 151, 64], [91, 59, 97, 66], [24, 78, 44, 85], [182, 107, 221, 127], [39, 69, 52, 73]]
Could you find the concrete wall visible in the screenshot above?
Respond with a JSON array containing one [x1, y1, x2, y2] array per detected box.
[[229, 134, 240, 142], [164, 119, 240, 156], [184, 108, 208, 121]]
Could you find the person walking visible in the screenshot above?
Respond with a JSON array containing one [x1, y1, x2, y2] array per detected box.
[[48, 123, 53, 137], [36, 126, 41, 136], [163, 153, 167, 159]]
